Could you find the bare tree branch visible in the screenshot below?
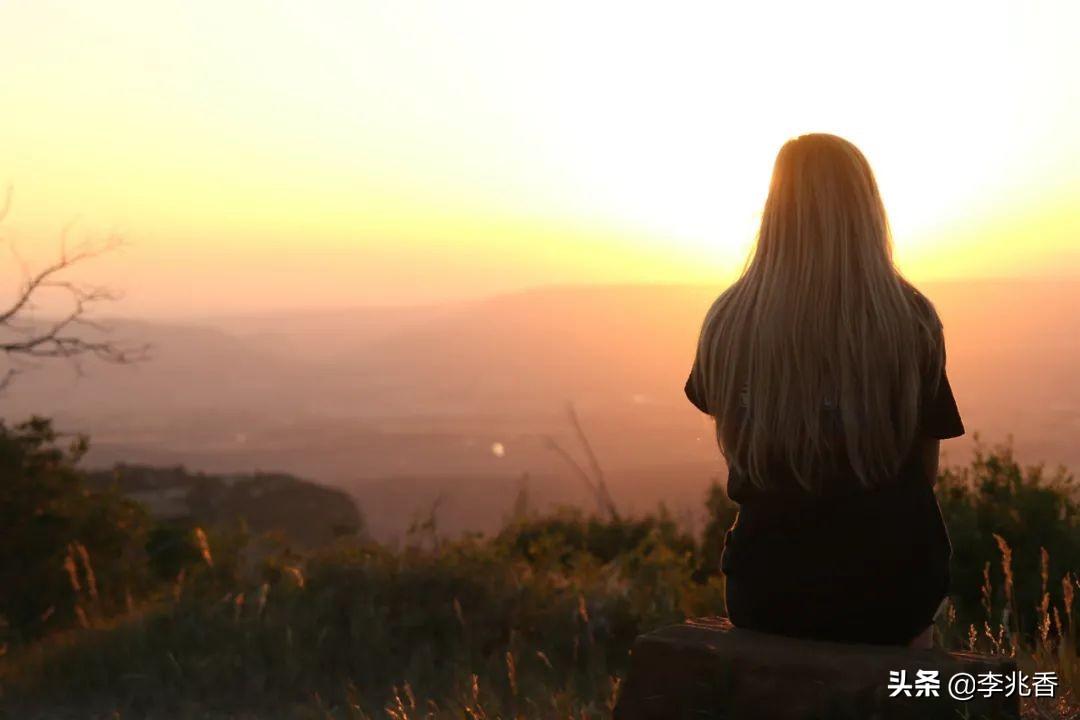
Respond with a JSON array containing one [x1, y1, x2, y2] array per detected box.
[[0, 367, 18, 393], [0, 186, 12, 226], [1, 195, 148, 390]]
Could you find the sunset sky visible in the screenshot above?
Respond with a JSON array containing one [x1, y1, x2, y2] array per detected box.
[[1, 1, 1078, 316]]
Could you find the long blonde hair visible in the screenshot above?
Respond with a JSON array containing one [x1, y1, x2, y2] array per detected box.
[[695, 133, 944, 491]]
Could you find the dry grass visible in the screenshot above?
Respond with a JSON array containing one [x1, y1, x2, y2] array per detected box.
[[938, 534, 1079, 719]]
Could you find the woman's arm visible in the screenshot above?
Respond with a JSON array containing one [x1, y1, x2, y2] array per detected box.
[[920, 437, 941, 485]]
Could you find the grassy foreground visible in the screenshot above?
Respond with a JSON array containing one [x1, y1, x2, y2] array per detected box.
[[0, 442, 1078, 719]]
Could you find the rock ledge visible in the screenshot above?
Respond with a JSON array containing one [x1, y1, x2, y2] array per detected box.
[[613, 616, 1019, 720]]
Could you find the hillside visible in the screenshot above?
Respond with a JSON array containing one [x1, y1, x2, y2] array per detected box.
[[84, 464, 365, 548]]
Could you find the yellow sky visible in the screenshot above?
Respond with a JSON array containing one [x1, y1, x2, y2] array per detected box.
[[1, 1, 1078, 316]]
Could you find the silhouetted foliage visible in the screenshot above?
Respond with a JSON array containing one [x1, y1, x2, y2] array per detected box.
[[496, 505, 697, 568], [0, 417, 152, 642], [0, 427, 1075, 718], [937, 440, 1079, 639], [144, 524, 206, 582]]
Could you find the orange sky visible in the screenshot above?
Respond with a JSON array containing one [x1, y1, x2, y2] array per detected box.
[[1, 1, 1078, 317]]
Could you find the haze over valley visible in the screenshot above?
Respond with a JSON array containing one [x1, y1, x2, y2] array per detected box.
[[4, 277, 1077, 542]]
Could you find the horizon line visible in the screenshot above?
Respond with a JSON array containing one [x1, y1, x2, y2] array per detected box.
[[88, 272, 1080, 324]]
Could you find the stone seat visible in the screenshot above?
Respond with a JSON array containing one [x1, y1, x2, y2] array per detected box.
[[613, 616, 1019, 720]]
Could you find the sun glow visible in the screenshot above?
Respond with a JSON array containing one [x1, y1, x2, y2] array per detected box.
[[0, 1, 1077, 315]]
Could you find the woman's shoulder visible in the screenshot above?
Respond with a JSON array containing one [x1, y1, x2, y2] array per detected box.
[[899, 280, 943, 328], [900, 281, 947, 369]]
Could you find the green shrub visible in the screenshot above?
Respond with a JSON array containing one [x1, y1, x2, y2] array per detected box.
[[0, 417, 153, 643], [937, 439, 1079, 642]]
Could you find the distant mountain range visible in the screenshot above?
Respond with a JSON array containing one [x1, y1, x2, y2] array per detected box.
[[3, 278, 1078, 541]]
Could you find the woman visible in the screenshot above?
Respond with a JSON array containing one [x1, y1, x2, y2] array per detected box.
[[685, 133, 964, 647]]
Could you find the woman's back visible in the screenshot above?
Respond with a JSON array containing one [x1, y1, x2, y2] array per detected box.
[[687, 133, 965, 646], [687, 343, 962, 644]]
